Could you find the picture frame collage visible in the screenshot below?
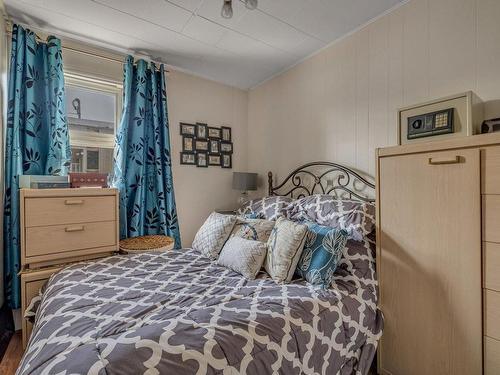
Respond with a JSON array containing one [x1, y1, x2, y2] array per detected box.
[[180, 122, 233, 168]]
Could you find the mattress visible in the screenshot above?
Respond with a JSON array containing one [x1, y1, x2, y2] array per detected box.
[[17, 238, 382, 375]]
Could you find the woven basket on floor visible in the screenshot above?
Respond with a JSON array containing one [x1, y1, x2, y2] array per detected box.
[[119, 235, 175, 254]]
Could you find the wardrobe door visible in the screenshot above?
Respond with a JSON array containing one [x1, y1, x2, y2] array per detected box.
[[378, 148, 482, 375]]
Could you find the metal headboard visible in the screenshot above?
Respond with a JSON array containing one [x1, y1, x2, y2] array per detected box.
[[268, 161, 375, 203]]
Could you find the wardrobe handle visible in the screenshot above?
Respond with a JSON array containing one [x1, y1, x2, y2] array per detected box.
[[65, 225, 85, 233], [428, 156, 461, 165], [65, 199, 84, 205]]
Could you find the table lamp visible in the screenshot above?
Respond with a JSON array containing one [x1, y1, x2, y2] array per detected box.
[[232, 172, 257, 206]]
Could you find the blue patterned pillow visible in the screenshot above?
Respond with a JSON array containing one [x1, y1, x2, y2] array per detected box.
[[295, 222, 349, 288], [240, 212, 263, 220]]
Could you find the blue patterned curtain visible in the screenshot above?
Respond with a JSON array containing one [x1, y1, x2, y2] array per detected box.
[[3, 25, 71, 308], [111, 56, 181, 247]]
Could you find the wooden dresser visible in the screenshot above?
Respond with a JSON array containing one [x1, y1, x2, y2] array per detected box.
[[20, 188, 119, 348], [376, 133, 500, 375]]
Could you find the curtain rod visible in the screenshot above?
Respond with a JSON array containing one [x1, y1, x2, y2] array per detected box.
[[5, 21, 169, 72], [62, 46, 169, 72]]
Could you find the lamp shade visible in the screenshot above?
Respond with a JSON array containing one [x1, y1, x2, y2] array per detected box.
[[232, 172, 257, 191]]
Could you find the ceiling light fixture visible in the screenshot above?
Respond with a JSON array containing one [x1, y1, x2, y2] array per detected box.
[[221, 0, 258, 19], [221, 0, 233, 19]]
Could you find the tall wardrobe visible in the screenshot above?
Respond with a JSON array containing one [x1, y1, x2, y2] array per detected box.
[[376, 133, 500, 375]]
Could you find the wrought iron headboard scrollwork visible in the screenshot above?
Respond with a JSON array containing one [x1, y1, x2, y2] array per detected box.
[[268, 162, 375, 203]]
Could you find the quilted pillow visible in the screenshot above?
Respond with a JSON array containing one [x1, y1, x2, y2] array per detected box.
[[230, 218, 275, 242], [192, 212, 237, 260], [295, 222, 349, 288], [218, 236, 267, 279], [237, 196, 294, 221], [265, 217, 308, 283], [287, 194, 375, 241]]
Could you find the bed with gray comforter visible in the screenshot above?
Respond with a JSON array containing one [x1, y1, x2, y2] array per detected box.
[[17, 237, 382, 375]]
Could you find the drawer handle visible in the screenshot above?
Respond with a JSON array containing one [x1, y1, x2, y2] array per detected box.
[[65, 199, 84, 205], [65, 225, 85, 233], [428, 156, 461, 165]]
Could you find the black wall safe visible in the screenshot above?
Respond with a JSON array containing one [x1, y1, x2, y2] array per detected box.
[[407, 108, 454, 139]]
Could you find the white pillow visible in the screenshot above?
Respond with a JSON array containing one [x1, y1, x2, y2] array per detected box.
[[192, 212, 237, 260], [229, 218, 275, 242], [265, 217, 308, 283], [218, 237, 267, 279]]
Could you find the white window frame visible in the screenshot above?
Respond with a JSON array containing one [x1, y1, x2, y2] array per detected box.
[[71, 147, 101, 173], [64, 72, 123, 149]]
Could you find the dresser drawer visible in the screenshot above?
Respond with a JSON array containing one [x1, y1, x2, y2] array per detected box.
[[484, 242, 500, 292], [485, 289, 500, 340], [482, 146, 500, 194], [25, 221, 117, 259], [485, 336, 500, 375], [21, 267, 61, 348], [483, 195, 500, 243], [24, 195, 116, 227]]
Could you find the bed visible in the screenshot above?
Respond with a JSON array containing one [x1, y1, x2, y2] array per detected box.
[[17, 162, 383, 375]]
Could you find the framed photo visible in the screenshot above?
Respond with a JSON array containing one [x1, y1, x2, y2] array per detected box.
[[180, 152, 196, 165], [221, 126, 231, 141], [208, 154, 221, 166], [182, 136, 194, 152], [180, 122, 196, 136], [196, 152, 208, 168], [221, 154, 232, 169], [220, 141, 233, 154], [209, 139, 220, 154], [196, 123, 208, 139], [195, 139, 209, 151], [208, 127, 222, 139]]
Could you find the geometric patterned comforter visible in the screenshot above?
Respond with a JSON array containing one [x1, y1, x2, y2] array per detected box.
[[17, 238, 383, 375]]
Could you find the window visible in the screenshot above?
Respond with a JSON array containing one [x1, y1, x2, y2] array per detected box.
[[65, 73, 122, 174]]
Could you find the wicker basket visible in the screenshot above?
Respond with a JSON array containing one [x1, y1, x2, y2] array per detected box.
[[119, 235, 175, 254]]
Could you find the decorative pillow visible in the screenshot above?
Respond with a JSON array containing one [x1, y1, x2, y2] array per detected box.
[[287, 194, 375, 241], [265, 217, 308, 283], [295, 222, 349, 288], [240, 212, 263, 219], [237, 196, 294, 221], [192, 212, 237, 260], [217, 237, 268, 279], [230, 218, 275, 242]]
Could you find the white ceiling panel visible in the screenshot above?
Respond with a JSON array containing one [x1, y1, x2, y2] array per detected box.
[[196, 0, 249, 29], [199, 51, 275, 89], [5, 0, 406, 89], [182, 16, 227, 46], [233, 9, 309, 53], [5, 0, 154, 52], [255, 0, 304, 23], [292, 36, 328, 59], [166, 0, 204, 13], [216, 30, 292, 71], [93, 0, 193, 33], [289, 0, 404, 41]]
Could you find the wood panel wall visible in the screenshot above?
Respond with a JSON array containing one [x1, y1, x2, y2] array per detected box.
[[247, 0, 500, 182]]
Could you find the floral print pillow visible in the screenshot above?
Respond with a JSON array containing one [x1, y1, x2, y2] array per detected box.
[[295, 222, 349, 288], [230, 218, 275, 242]]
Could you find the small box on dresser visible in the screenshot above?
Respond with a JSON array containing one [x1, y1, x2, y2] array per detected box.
[[19, 188, 119, 348]]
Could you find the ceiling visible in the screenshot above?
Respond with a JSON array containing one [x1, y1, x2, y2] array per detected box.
[[5, 0, 405, 89]]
